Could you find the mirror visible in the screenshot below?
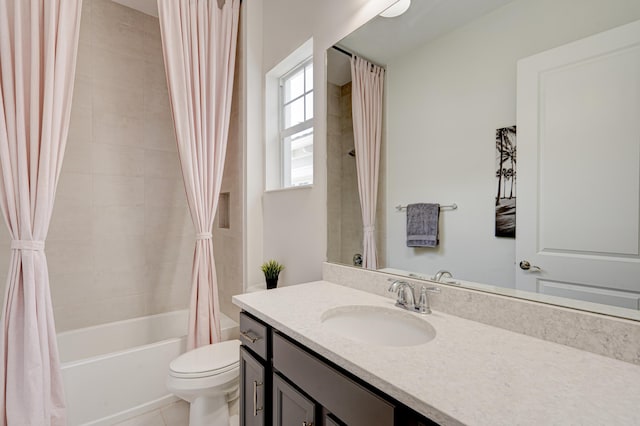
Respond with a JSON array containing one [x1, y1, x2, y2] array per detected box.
[[326, 0, 640, 320]]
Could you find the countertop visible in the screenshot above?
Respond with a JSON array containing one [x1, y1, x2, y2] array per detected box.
[[232, 281, 640, 426]]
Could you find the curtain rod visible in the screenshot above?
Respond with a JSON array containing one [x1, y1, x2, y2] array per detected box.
[[330, 45, 386, 69]]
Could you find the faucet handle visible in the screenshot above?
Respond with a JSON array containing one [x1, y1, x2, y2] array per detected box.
[[417, 285, 440, 314]]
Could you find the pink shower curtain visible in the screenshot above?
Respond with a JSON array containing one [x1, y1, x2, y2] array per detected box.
[[351, 57, 385, 270], [0, 0, 82, 424], [158, 0, 240, 350]]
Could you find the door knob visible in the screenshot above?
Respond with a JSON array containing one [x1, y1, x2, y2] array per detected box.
[[519, 260, 541, 272]]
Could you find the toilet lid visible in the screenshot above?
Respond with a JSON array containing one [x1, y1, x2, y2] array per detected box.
[[170, 339, 241, 379]]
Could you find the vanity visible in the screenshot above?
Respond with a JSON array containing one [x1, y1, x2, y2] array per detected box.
[[234, 280, 640, 426], [237, 308, 433, 426]]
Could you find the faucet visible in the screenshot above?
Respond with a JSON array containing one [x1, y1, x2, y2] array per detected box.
[[433, 270, 453, 282], [388, 280, 415, 309], [388, 279, 440, 314]]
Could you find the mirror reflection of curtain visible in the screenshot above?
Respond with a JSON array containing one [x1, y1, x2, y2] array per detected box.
[[350, 57, 384, 270], [0, 1, 83, 423], [158, 0, 240, 349]]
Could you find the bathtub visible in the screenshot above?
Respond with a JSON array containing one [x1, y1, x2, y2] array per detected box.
[[58, 310, 239, 426]]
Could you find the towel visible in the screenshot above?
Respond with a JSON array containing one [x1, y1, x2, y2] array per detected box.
[[406, 203, 440, 247]]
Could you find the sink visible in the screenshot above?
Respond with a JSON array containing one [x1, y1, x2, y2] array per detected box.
[[320, 305, 436, 347]]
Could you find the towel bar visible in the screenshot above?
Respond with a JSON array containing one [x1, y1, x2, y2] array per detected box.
[[395, 203, 457, 211]]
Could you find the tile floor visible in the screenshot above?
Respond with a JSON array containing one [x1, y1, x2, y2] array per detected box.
[[113, 400, 240, 426], [114, 401, 189, 426]]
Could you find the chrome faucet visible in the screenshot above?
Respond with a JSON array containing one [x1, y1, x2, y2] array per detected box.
[[433, 270, 453, 282], [388, 279, 440, 315], [388, 280, 415, 309]]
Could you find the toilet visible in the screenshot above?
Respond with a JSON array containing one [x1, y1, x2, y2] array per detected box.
[[167, 339, 241, 426]]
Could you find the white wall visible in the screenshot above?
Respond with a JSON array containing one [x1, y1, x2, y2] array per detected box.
[[385, 0, 640, 287], [245, 0, 397, 287]]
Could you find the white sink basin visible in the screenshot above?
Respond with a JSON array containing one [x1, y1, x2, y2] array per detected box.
[[320, 305, 436, 347]]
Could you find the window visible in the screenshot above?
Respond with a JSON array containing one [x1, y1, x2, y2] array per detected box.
[[279, 59, 313, 187], [264, 39, 313, 191]]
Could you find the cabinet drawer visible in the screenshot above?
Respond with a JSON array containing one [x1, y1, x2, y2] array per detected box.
[[272, 332, 395, 426], [239, 312, 268, 360]]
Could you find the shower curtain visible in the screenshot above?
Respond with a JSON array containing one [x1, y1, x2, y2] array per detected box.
[[0, 0, 83, 424], [158, 0, 240, 349], [351, 57, 385, 270]]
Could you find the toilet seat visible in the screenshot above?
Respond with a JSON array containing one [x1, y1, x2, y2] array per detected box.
[[169, 339, 240, 379]]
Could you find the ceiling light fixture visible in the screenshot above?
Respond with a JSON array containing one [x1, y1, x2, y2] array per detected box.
[[379, 0, 411, 18]]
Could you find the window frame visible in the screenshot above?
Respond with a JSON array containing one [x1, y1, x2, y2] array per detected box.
[[278, 57, 314, 188]]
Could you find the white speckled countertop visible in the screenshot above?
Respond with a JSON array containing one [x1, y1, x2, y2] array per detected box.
[[233, 281, 640, 426]]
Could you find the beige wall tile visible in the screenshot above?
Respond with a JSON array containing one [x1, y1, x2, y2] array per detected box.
[[72, 78, 92, 110], [47, 241, 93, 276], [92, 46, 145, 90], [145, 177, 186, 206], [144, 59, 168, 92], [78, 0, 92, 48], [50, 271, 95, 309], [146, 261, 192, 301], [93, 236, 146, 273], [48, 204, 92, 242], [92, 206, 145, 238], [92, 0, 146, 58], [93, 111, 144, 148], [56, 173, 93, 207], [142, 111, 176, 152], [75, 42, 93, 83], [92, 267, 149, 298], [0, 1, 242, 331], [145, 235, 194, 266], [93, 82, 144, 120], [93, 175, 144, 207], [144, 150, 181, 178], [145, 204, 193, 238], [92, 143, 145, 176]]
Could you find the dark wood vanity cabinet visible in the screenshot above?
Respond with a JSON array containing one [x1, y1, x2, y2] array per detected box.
[[239, 311, 439, 426], [273, 373, 316, 425], [240, 347, 266, 426], [239, 312, 270, 426]]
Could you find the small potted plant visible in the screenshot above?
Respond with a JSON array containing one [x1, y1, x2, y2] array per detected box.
[[260, 260, 284, 289]]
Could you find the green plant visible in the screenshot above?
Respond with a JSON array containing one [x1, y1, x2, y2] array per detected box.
[[260, 260, 284, 280]]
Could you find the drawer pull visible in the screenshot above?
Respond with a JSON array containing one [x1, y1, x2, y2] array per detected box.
[[240, 330, 261, 343], [253, 380, 263, 416]]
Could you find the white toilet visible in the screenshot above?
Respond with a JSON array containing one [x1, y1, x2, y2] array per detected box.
[[167, 339, 241, 426]]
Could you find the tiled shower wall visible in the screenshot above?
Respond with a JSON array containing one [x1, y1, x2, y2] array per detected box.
[[327, 81, 385, 268], [0, 0, 244, 331]]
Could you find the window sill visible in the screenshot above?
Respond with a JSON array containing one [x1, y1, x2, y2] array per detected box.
[[264, 184, 314, 194]]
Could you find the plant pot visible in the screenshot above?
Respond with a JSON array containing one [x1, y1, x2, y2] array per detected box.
[[266, 278, 278, 289]]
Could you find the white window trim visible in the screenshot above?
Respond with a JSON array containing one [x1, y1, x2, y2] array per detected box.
[[279, 57, 314, 188], [264, 38, 314, 192]]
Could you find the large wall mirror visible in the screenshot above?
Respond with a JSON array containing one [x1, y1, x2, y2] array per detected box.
[[326, 0, 640, 321]]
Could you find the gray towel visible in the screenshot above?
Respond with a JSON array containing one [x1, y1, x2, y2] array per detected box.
[[406, 203, 440, 247]]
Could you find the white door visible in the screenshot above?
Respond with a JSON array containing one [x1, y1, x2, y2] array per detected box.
[[516, 19, 640, 310]]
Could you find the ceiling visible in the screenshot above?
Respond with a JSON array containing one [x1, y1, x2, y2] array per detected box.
[[328, 0, 516, 85], [111, 0, 517, 86], [112, 0, 158, 17]]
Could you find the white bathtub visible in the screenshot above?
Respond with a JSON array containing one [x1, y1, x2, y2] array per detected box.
[[58, 310, 239, 426]]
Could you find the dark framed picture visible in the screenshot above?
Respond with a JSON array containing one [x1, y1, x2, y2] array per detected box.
[[495, 126, 516, 238]]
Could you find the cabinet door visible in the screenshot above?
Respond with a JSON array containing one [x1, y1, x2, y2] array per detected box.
[[273, 373, 316, 426], [240, 347, 265, 426]]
